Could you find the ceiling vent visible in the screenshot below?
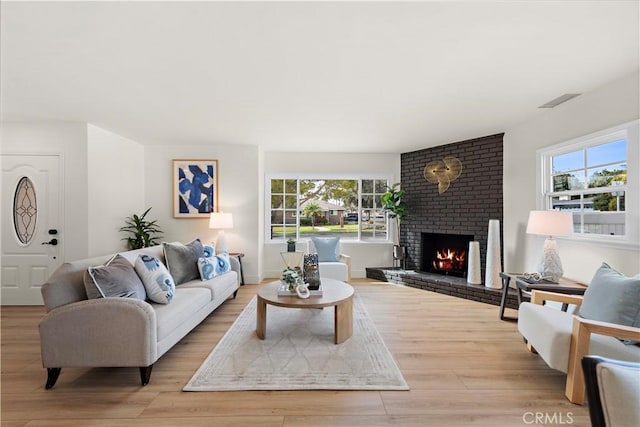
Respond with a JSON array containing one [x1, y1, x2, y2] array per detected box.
[[538, 93, 581, 108]]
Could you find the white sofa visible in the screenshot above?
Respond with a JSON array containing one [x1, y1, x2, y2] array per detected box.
[[39, 244, 240, 389]]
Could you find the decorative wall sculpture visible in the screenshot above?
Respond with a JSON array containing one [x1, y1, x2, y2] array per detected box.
[[423, 156, 462, 194]]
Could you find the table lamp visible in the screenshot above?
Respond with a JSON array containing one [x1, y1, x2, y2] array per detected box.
[[209, 212, 233, 254], [526, 210, 573, 283]]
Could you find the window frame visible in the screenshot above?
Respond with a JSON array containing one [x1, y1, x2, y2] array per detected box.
[[265, 173, 393, 243], [536, 120, 639, 249]]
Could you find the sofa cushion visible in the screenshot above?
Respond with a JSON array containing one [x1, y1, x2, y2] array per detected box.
[[83, 254, 147, 300], [134, 254, 176, 304], [180, 270, 237, 301], [197, 253, 231, 281], [153, 287, 211, 341], [580, 263, 640, 328], [311, 236, 340, 262], [162, 239, 204, 285]]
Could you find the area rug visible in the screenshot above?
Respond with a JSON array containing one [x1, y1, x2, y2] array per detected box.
[[183, 295, 409, 391]]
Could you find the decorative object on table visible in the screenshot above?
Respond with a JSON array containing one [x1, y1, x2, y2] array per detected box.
[[119, 207, 163, 250], [280, 267, 303, 293], [526, 210, 573, 283], [485, 219, 502, 289], [381, 182, 407, 268], [209, 212, 233, 254], [286, 238, 296, 252], [295, 282, 310, 299], [173, 159, 217, 218], [423, 156, 463, 194], [303, 254, 321, 290], [277, 281, 323, 297], [467, 241, 481, 285]]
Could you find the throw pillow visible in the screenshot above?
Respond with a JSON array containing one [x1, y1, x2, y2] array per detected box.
[[203, 243, 215, 258], [83, 254, 147, 300], [134, 254, 176, 304], [198, 253, 231, 281], [579, 263, 640, 328], [311, 236, 340, 262], [162, 239, 204, 285]]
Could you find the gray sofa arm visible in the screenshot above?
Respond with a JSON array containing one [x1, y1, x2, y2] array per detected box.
[[228, 255, 241, 282], [39, 298, 158, 368]]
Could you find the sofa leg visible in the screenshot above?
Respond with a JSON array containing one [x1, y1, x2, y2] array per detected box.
[[233, 290, 238, 299], [45, 368, 61, 389], [139, 365, 153, 386]]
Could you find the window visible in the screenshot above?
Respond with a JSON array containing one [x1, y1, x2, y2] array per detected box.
[[538, 120, 639, 245], [267, 177, 390, 241]]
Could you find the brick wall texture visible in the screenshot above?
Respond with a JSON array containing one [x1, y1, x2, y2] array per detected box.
[[400, 133, 504, 282]]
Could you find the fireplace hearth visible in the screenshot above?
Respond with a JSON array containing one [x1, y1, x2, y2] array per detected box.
[[421, 232, 474, 278]]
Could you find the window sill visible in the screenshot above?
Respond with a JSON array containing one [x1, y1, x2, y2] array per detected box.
[[557, 235, 640, 251]]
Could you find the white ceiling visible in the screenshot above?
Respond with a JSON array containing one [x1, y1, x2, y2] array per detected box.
[[1, 1, 638, 153]]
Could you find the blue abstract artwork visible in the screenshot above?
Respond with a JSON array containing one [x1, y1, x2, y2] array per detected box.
[[173, 159, 218, 218]]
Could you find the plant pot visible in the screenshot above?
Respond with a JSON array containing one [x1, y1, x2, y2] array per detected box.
[[287, 243, 296, 252]]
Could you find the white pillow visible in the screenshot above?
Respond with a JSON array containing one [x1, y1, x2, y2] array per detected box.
[[134, 254, 176, 304]]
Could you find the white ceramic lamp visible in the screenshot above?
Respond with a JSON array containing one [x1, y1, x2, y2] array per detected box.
[[526, 210, 573, 283], [209, 212, 234, 254]]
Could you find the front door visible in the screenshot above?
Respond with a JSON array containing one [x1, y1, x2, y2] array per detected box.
[[1, 154, 62, 305]]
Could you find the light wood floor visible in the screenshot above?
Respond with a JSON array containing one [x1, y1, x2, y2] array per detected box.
[[1, 279, 590, 426]]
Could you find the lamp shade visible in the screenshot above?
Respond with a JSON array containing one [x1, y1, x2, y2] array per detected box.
[[209, 212, 234, 229], [526, 210, 573, 237]]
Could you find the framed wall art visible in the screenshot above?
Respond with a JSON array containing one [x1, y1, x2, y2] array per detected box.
[[172, 159, 218, 218]]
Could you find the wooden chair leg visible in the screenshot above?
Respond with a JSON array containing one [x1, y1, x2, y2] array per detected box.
[[139, 365, 153, 386], [45, 367, 61, 389]]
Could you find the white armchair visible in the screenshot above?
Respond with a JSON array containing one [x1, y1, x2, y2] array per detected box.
[[518, 290, 640, 404], [307, 237, 351, 283], [582, 356, 640, 427]]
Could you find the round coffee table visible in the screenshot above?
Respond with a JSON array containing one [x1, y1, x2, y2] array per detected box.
[[256, 278, 354, 344]]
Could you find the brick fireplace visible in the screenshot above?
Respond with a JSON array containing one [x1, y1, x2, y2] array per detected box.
[[366, 133, 516, 308]]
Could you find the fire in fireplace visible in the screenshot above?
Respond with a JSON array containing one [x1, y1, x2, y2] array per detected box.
[[421, 232, 474, 277]]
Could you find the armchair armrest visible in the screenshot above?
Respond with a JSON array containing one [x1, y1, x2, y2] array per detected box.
[[531, 290, 584, 306], [339, 254, 351, 283], [39, 298, 157, 368], [565, 316, 640, 404]]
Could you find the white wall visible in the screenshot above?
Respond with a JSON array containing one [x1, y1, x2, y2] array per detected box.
[[0, 121, 89, 261], [144, 143, 261, 284], [263, 152, 401, 279], [87, 125, 145, 256], [504, 72, 640, 282]]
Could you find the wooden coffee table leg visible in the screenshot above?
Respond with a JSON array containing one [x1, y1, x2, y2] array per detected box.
[[256, 296, 267, 339], [334, 296, 353, 344]]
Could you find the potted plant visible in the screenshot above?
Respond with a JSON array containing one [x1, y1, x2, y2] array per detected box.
[[119, 207, 163, 250], [381, 183, 407, 268], [286, 238, 296, 252]]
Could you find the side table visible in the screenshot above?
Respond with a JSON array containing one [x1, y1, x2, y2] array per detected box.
[[229, 252, 245, 286], [499, 272, 587, 321]]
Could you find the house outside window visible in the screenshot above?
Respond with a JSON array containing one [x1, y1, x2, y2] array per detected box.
[[538, 120, 639, 246], [267, 176, 391, 242]]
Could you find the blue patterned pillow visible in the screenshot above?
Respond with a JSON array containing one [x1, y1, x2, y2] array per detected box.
[[134, 254, 175, 304], [198, 253, 231, 280], [203, 243, 215, 258]]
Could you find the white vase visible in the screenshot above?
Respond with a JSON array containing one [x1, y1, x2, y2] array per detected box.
[[485, 219, 502, 289], [467, 241, 481, 285]]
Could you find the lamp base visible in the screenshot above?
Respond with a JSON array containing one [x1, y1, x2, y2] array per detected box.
[[537, 237, 563, 283], [216, 231, 229, 254]]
